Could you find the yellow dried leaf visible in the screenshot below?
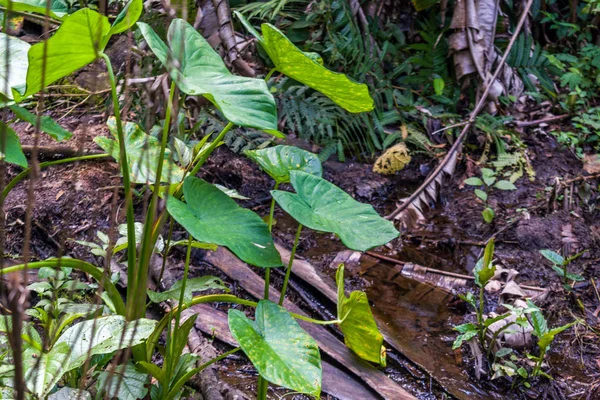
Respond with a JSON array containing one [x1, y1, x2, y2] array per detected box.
[[373, 142, 411, 175]]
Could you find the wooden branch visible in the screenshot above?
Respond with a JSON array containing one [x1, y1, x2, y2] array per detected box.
[[514, 114, 570, 127]]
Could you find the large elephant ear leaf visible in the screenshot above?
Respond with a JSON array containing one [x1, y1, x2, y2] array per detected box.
[[228, 300, 321, 397], [245, 145, 322, 184], [0, 33, 30, 100], [259, 23, 373, 113], [25, 9, 110, 97], [0, 0, 69, 20], [336, 264, 386, 366], [271, 171, 399, 251], [94, 117, 185, 184], [166, 176, 282, 267], [138, 19, 279, 135]]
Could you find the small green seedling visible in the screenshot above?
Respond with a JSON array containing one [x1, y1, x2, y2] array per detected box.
[[540, 249, 586, 290], [464, 168, 517, 223]]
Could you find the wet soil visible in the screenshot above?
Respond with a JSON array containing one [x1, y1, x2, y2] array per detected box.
[[3, 112, 600, 399]]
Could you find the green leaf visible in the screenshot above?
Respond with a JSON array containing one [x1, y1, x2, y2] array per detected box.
[[452, 330, 478, 350], [474, 240, 496, 288], [25, 9, 110, 97], [494, 180, 517, 191], [167, 177, 282, 267], [0, 0, 68, 20], [259, 24, 373, 113], [482, 207, 495, 223], [272, 171, 399, 251], [483, 176, 496, 186], [464, 177, 484, 186], [245, 145, 322, 184], [96, 364, 148, 400], [495, 348, 513, 358], [108, 0, 143, 37], [55, 316, 157, 371], [95, 117, 185, 184], [540, 249, 564, 266], [336, 264, 385, 366], [8, 104, 72, 141], [474, 189, 488, 201], [0, 123, 27, 167], [453, 323, 478, 333], [137, 20, 279, 134], [214, 184, 250, 200], [433, 77, 445, 95], [23, 342, 70, 398], [228, 300, 321, 397], [528, 304, 548, 338], [565, 272, 585, 282], [0, 33, 30, 99], [147, 276, 228, 304]]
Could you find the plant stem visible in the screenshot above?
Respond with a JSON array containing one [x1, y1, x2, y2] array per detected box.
[[166, 347, 240, 400], [263, 182, 279, 300], [279, 224, 302, 305], [1, 153, 108, 201], [132, 80, 177, 323], [264, 68, 276, 83], [187, 122, 234, 178], [478, 286, 486, 350], [173, 235, 193, 349], [101, 52, 137, 316], [2, 259, 125, 315]]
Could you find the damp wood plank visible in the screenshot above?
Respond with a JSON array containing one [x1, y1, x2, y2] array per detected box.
[[190, 303, 379, 400], [277, 247, 499, 400], [203, 247, 415, 400]]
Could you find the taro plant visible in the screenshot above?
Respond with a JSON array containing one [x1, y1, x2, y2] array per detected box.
[[540, 249, 586, 290], [1, 3, 398, 398]]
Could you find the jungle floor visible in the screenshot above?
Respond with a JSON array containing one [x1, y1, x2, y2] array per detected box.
[[3, 106, 600, 399]]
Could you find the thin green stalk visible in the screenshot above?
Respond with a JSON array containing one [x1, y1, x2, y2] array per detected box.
[[279, 224, 302, 305], [101, 52, 137, 311], [2, 259, 125, 315], [257, 377, 267, 400], [1, 154, 108, 201], [264, 68, 276, 83], [478, 286, 485, 346], [168, 235, 193, 379], [131, 80, 177, 322], [263, 182, 279, 300], [187, 122, 234, 178], [165, 347, 240, 400]]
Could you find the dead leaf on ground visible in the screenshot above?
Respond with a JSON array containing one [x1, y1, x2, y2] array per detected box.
[[583, 154, 600, 174], [373, 142, 411, 175]]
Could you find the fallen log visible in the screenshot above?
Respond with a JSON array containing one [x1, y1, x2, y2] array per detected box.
[[203, 247, 415, 400]]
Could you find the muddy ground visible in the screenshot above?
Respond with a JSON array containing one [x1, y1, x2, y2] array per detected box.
[[3, 107, 600, 399]]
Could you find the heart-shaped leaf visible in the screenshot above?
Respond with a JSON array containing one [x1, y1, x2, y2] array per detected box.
[[95, 117, 185, 184], [234, 12, 372, 113], [167, 177, 282, 267], [272, 171, 399, 251], [0, 123, 27, 167], [147, 276, 228, 304], [9, 104, 72, 141], [23, 342, 70, 398], [0, 33, 30, 99], [245, 145, 322, 184], [25, 9, 111, 98], [336, 264, 385, 365], [228, 300, 321, 397], [0, 0, 69, 20], [137, 20, 279, 134]]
